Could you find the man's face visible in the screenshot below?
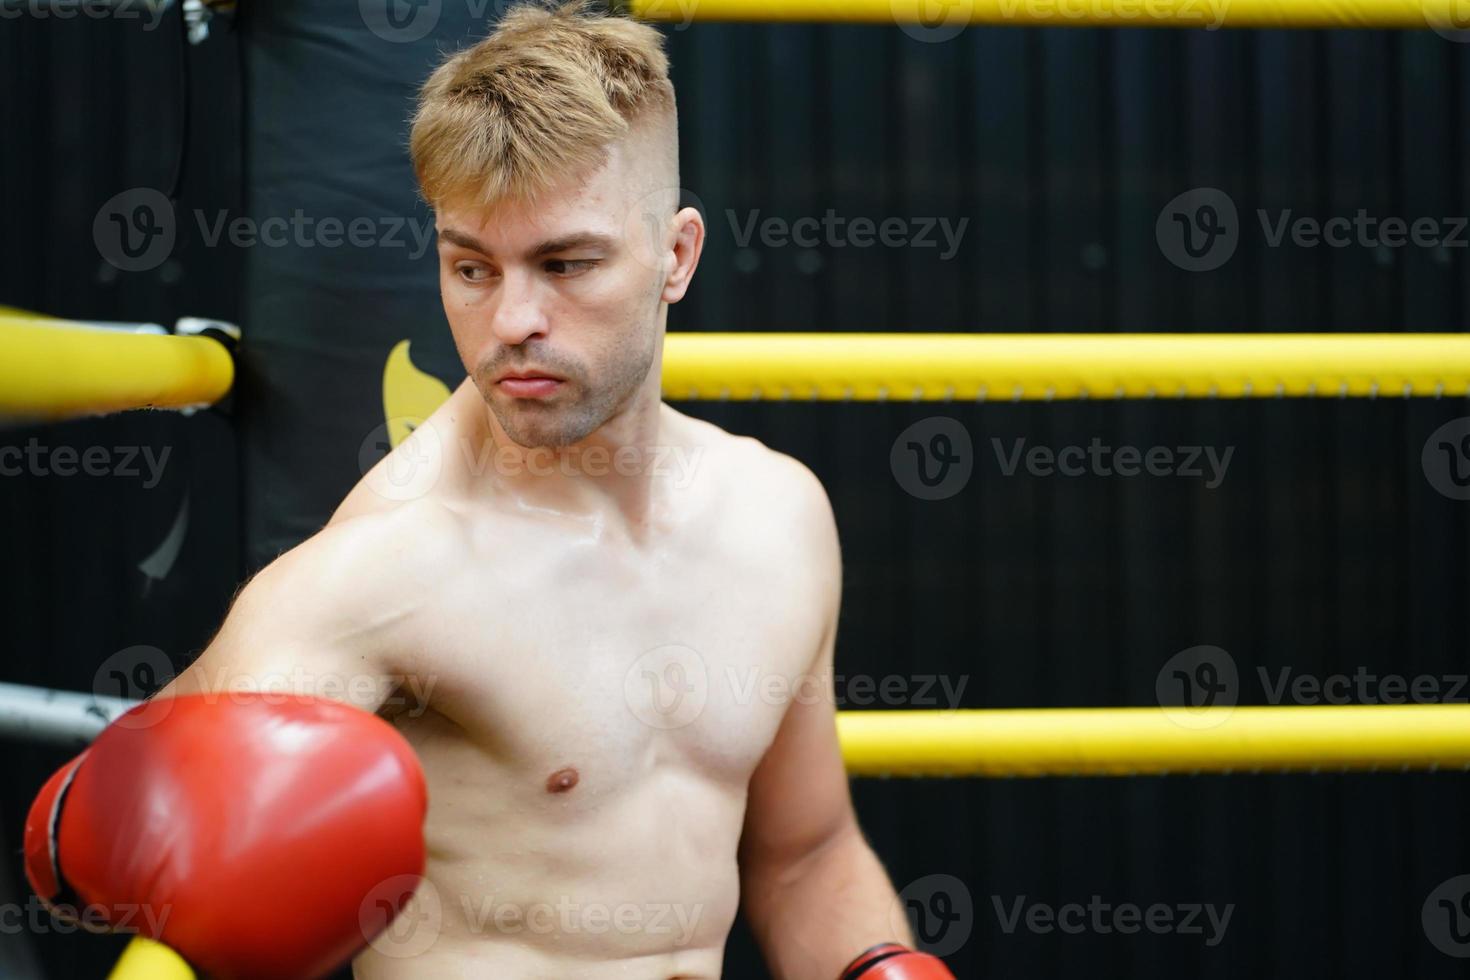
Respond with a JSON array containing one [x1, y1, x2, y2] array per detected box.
[[435, 140, 673, 449]]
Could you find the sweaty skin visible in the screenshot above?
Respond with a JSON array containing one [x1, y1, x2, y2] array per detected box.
[[159, 128, 902, 978], [352, 387, 833, 979], [167, 390, 838, 978]]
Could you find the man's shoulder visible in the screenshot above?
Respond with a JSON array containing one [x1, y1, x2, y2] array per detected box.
[[263, 497, 469, 602], [721, 433, 831, 526], [680, 420, 836, 561], [674, 410, 828, 506], [686, 429, 842, 646]]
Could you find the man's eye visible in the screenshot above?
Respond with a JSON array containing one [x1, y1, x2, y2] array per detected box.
[[456, 265, 490, 283], [546, 258, 595, 276]]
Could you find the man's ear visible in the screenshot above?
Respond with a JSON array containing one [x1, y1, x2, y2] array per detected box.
[[662, 205, 705, 304]]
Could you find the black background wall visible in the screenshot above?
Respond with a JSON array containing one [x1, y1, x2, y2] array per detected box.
[[2, 1, 1468, 977]]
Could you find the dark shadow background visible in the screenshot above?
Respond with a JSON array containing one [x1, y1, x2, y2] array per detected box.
[[2, 1, 1468, 977]]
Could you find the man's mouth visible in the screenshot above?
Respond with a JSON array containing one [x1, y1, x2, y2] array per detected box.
[[496, 372, 564, 398]]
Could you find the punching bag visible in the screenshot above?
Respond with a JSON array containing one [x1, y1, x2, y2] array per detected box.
[[238, 0, 484, 568]]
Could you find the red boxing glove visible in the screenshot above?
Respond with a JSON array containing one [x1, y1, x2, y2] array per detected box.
[[840, 942, 956, 979], [25, 693, 428, 980]]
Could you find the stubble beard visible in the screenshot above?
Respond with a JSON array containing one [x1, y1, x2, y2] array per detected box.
[[475, 338, 655, 450]]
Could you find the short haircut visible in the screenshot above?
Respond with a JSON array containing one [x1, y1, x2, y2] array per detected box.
[[410, 0, 677, 212]]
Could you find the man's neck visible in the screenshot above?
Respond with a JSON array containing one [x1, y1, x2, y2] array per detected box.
[[466, 386, 679, 544]]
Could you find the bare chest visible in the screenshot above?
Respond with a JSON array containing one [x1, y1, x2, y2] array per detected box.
[[395, 529, 825, 806]]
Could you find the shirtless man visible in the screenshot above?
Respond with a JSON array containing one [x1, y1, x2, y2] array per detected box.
[[25, 3, 955, 977]]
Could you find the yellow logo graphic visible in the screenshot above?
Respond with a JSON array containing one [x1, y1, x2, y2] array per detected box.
[[382, 340, 452, 449]]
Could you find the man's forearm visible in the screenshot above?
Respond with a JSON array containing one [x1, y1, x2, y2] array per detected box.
[[742, 824, 913, 980]]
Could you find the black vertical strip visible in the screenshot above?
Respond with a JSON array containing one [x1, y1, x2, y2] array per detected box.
[[1255, 27, 1290, 980], [1027, 30, 1048, 331], [685, 23, 738, 330], [1238, 33, 1271, 980], [812, 26, 834, 337], [1398, 32, 1452, 329], [825, 25, 892, 334], [1312, 31, 1334, 328], [971, 27, 1035, 329], [1113, 25, 1170, 980], [1458, 45, 1470, 326]]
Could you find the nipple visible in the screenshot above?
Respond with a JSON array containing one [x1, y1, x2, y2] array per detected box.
[[546, 766, 580, 794]]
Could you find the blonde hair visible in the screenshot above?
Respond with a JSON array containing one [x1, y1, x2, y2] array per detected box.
[[410, 0, 676, 211]]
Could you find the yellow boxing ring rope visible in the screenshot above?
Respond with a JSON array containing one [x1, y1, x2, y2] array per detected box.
[[660, 333, 1470, 401], [837, 705, 1470, 777], [629, 0, 1469, 31], [10, 317, 1468, 973], [0, 308, 234, 422], [10, 316, 1470, 421], [108, 703, 1470, 976], [109, 939, 192, 980]]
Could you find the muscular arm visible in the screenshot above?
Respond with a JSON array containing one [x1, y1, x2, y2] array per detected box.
[[738, 461, 910, 980], [158, 504, 444, 714], [27, 510, 433, 980]]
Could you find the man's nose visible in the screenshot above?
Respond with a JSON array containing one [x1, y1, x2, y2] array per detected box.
[[489, 271, 549, 346]]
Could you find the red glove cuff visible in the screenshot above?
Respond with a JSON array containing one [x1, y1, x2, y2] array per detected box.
[[23, 751, 87, 906], [839, 942, 956, 979]]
